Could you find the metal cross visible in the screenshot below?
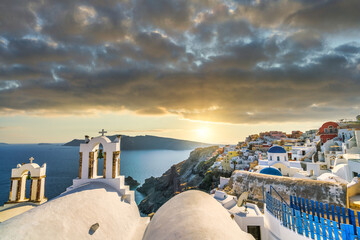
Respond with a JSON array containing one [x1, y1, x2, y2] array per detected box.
[[29, 157, 34, 163], [99, 129, 107, 136]]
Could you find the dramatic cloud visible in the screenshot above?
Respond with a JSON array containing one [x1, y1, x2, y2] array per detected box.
[[0, 0, 359, 123]]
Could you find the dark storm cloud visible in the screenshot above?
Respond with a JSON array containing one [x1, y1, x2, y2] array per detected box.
[[286, 0, 360, 32], [0, 0, 359, 123], [133, 0, 192, 31], [36, 0, 130, 44], [0, 0, 37, 36], [0, 37, 93, 65]]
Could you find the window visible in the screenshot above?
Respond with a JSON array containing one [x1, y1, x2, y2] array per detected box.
[[247, 226, 261, 240], [284, 156, 287, 161], [270, 156, 272, 161], [353, 172, 359, 178], [277, 156, 280, 161], [324, 128, 328, 133], [329, 126, 333, 133]]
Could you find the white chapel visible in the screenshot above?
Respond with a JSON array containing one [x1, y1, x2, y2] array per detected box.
[[0, 130, 253, 240]]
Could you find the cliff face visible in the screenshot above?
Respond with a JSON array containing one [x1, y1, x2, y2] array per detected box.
[[137, 146, 219, 214], [63, 135, 210, 150]]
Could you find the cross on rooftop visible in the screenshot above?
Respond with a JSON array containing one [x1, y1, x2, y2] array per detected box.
[[99, 129, 107, 136], [29, 157, 34, 163]]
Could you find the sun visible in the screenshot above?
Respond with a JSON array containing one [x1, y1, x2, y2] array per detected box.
[[195, 127, 210, 139]]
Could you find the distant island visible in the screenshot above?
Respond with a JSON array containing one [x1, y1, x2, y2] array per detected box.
[[63, 135, 212, 150]]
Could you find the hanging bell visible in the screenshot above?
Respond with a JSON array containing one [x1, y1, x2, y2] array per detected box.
[[98, 149, 104, 159], [27, 173, 31, 180]]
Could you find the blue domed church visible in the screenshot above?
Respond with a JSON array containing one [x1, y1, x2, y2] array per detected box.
[[258, 145, 303, 177]]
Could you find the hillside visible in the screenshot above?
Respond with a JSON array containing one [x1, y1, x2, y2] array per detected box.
[[137, 146, 232, 214], [63, 135, 211, 150]]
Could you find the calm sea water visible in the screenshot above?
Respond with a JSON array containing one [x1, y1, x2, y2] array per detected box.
[[0, 144, 191, 206]]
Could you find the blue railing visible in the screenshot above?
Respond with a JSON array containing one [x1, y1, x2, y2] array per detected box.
[[290, 195, 358, 231], [266, 192, 360, 240]]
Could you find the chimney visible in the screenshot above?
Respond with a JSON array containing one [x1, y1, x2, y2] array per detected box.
[[85, 135, 90, 144], [355, 131, 360, 147]]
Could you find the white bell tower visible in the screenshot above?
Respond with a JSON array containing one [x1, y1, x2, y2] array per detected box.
[[6, 157, 47, 205], [66, 130, 135, 204]]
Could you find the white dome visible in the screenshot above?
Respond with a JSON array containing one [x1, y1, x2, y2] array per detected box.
[[0, 182, 144, 240], [143, 190, 254, 240], [332, 164, 350, 182]]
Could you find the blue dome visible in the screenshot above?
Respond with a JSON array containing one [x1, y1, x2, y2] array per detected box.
[[260, 167, 282, 176], [268, 146, 286, 154]]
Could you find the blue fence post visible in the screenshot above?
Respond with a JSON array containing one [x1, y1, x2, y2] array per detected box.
[[341, 224, 356, 240], [333, 220, 340, 240], [325, 203, 330, 219], [302, 198, 306, 214], [341, 207, 347, 224], [336, 206, 342, 227], [298, 197, 302, 212], [314, 216, 321, 240], [287, 206, 291, 230], [296, 210, 303, 235], [348, 209, 356, 234], [327, 219, 333, 240], [290, 195, 294, 209], [331, 205, 336, 221], [278, 199, 281, 220], [311, 200, 316, 217], [357, 227, 360, 240], [347, 223, 355, 240], [291, 208, 296, 232], [320, 202, 324, 218], [340, 224, 347, 240], [303, 212, 309, 238], [316, 201, 320, 218], [306, 199, 311, 215], [320, 217, 327, 240], [309, 214, 315, 239]]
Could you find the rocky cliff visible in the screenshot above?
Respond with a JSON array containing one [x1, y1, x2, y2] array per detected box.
[[137, 146, 225, 214]]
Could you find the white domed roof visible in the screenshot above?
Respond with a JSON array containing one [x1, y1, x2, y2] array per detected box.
[[143, 190, 254, 240], [0, 182, 144, 240], [332, 164, 349, 182]]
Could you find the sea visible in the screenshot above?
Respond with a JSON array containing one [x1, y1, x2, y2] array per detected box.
[[0, 144, 192, 206]]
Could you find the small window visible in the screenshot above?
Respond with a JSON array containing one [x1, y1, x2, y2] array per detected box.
[[270, 156, 272, 161], [325, 128, 328, 133], [247, 226, 261, 240], [284, 156, 287, 161], [277, 156, 280, 161]]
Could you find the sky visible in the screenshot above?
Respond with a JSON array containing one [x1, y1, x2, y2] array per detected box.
[[0, 0, 359, 144]]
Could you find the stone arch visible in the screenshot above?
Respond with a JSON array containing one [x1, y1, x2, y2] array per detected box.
[[79, 135, 121, 180], [19, 169, 32, 200], [7, 160, 47, 204]]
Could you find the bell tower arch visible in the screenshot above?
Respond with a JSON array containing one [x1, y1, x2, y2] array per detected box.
[[6, 157, 47, 205]]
